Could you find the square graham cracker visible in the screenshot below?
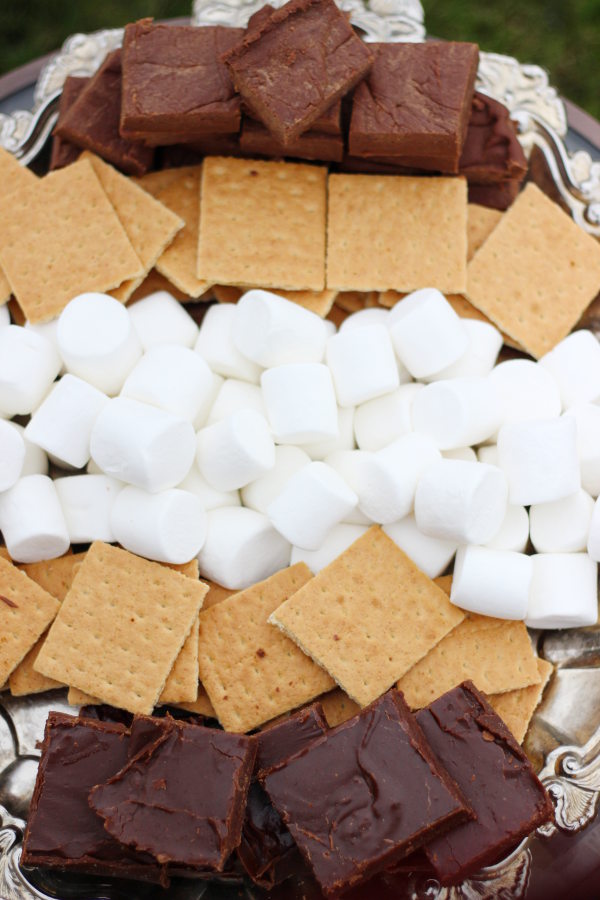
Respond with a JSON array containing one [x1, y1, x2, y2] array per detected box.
[[326, 174, 467, 293], [467, 183, 600, 358], [212, 284, 337, 317], [198, 157, 327, 291], [270, 527, 465, 707], [198, 563, 334, 732], [0, 149, 38, 304], [0, 159, 143, 322], [319, 688, 360, 728], [172, 683, 216, 718], [35, 542, 207, 714], [488, 658, 553, 744]]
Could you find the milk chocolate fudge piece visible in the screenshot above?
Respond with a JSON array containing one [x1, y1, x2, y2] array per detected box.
[[224, 0, 373, 145], [49, 76, 89, 170], [348, 41, 479, 172], [468, 178, 521, 210], [54, 50, 153, 176], [460, 92, 528, 184], [21, 712, 167, 885], [262, 690, 470, 896], [121, 20, 244, 144], [416, 681, 554, 885], [241, 118, 344, 162], [90, 715, 256, 871]]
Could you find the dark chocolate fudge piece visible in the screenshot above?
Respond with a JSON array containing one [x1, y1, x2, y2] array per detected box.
[[416, 681, 554, 885], [262, 690, 470, 896], [21, 712, 167, 885], [460, 92, 528, 184], [89, 715, 256, 871], [49, 76, 89, 170], [348, 41, 479, 172], [468, 178, 521, 210], [255, 702, 328, 777], [241, 118, 343, 162], [224, 0, 373, 145]]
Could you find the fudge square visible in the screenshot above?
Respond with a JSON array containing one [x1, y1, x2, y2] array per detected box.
[[223, 0, 373, 144], [262, 690, 470, 896]]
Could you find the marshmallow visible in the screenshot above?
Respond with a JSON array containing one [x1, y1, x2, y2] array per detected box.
[[451, 545, 533, 620], [111, 485, 207, 564], [0, 304, 9, 328], [25, 318, 64, 371], [489, 360, 561, 431], [54, 474, 122, 543], [198, 507, 291, 590], [383, 516, 457, 578], [267, 461, 357, 550], [232, 290, 331, 367], [90, 397, 196, 492], [339, 307, 390, 332], [179, 463, 240, 510], [412, 377, 501, 449], [291, 524, 368, 573], [0, 326, 61, 416], [586, 496, 600, 562], [526, 553, 598, 629], [261, 364, 338, 445], [196, 409, 275, 491], [530, 489, 594, 553], [326, 325, 399, 408], [121, 345, 213, 423], [477, 444, 499, 466], [388, 288, 469, 378], [7, 423, 48, 476], [354, 383, 423, 452], [415, 459, 508, 545], [207, 379, 266, 425], [0, 475, 69, 562], [564, 404, 600, 497], [486, 505, 530, 553], [354, 433, 441, 524], [194, 372, 224, 430], [325, 450, 373, 525], [540, 330, 600, 409], [443, 447, 478, 462], [303, 406, 355, 460], [425, 319, 503, 381], [497, 416, 580, 505], [57, 293, 142, 395], [241, 445, 311, 513], [128, 291, 199, 351], [25, 374, 108, 469], [194, 304, 261, 383], [0, 421, 25, 491]]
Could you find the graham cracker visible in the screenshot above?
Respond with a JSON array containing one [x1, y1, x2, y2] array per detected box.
[[9, 633, 62, 696], [270, 527, 465, 707], [467, 182, 600, 358], [335, 291, 380, 313], [172, 682, 216, 718], [319, 688, 360, 728], [198, 563, 334, 732], [0, 149, 37, 304], [34, 542, 207, 714], [203, 579, 236, 610], [198, 157, 327, 291], [488, 657, 554, 744], [467, 203, 503, 259], [0, 159, 143, 322], [326, 174, 467, 293], [212, 284, 336, 317], [134, 168, 185, 195], [0, 557, 60, 685], [127, 269, 192, 304], [0, 548, 12, 561]]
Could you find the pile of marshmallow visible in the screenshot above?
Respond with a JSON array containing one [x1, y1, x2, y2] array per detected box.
[[1, 287, 599, 629]]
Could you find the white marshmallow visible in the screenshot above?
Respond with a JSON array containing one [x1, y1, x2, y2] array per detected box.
[[354, 433, 441, 524], [564, 404, 600, 497], [415, 459, 508, 545], [324, 450, 373, 525], [90, 397, 196, 492], [57, 293, 142, 395], [267, 461, 357, 550], [25, 374, 108, 469], [207, 379, 266, 425], [261, 364, 338, 445], [194, 304, 261, 383], [111, 486, 207, 564], [232, 290, 331, 367], [339, 307, 390, 332], [0, 421, 25, 491], [241, 446, 311, 513], [291, 524, 368, 573], [354, 383, 423, 452], [426, 320, 503, 381], [383, 516, 457, 578], [303, 406, 355, 460], [526, 553, 598, 629], [540, 330, 600, 409], [0, 326, 61, 416], [477, 444, 499, 466], [121, 345, 213, 423], [486, 505, 529, 553], [178, 463, 240, 510], [412, 377, 501, 449], [198, 506, 291, 589], [451, 545, 532, 620], [388, 288, 469, 378], [326, 325, 400, 407], [196, 409, 275, 491], [443, 447, 478, 462], [0, 304, 9, 328], [497, 416, 580, 505], [25, 318, 63, 371], [7, 423, 48, 476], [0, 475, 69, 562], [194, 372, 224, 430], [530, 489, 594, 553], [489, 360, 561, 431], [128, 291, 199, 351], [54, 474, 122, 543], [586, 496, 600, 562]]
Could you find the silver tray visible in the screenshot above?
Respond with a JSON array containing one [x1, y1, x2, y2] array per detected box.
[[2, 2, 600, 897]]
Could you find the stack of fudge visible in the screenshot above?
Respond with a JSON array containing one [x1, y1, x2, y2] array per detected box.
[[50, 0, 527, 210]]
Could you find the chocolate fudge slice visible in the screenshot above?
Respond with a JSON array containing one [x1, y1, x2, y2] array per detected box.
[[416, 681, 554, 885], [460, 92, 528, 184], [224, 0, 373, 145], [21, 712, 167, 885], [262, 690, 470, 897], [468, 178, 521, 210], [120, 20, 244, 145], [89, 715, 256, 871], [241, 118, 343, 162], [49, 76, 89, 170]]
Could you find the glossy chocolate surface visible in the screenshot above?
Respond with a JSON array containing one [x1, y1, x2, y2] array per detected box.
[[49, 76, 88, 170], [460, 91, 528, 184]]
